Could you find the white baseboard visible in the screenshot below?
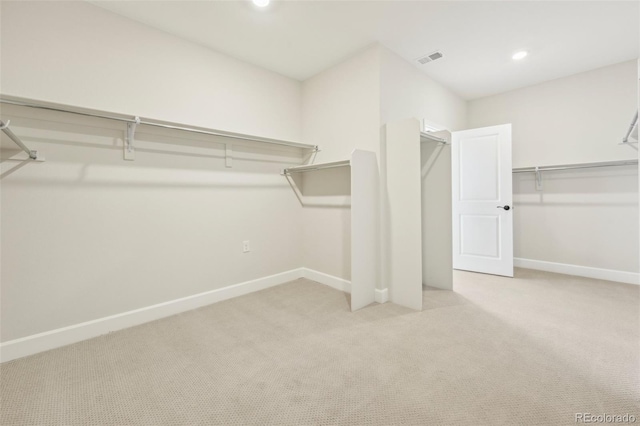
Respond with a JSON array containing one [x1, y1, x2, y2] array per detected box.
[[0, 267, 378, 363], [375, 288, 389, 303], [0, 268, 305, 363], [514, 258, 639, 285], [300, 268, 389, 303], [302, 268, 351, 293]]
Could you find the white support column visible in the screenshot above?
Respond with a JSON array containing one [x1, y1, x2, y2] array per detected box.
[[350, 149, 379, 311], [383, 119, 423, 311]]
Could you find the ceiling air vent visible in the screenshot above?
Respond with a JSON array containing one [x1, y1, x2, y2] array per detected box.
[[416, 51, 443, 65]]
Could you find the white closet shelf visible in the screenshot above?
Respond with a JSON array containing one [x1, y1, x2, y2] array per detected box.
[[283, 159, 350, 174], [0, 95, 318, 152]]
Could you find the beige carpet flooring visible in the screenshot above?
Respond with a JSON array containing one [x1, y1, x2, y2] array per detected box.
[[1, 269, 638, 425]]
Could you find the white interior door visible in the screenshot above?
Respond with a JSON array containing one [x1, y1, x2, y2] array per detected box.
[[452, 124, 513, 277]]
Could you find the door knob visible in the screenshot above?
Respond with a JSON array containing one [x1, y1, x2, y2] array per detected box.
[[497, 205, 511, 211]]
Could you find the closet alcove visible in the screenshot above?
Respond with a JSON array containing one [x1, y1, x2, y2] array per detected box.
[[283, 149, 380, 311], [383, 118, 453, 312]]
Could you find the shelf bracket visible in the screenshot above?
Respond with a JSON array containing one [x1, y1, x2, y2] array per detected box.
[[0, 119, 42, 161], [620, 111, 638, 147], [535, 166, 543, 191], [124, 116, 140, 161], [225, 144, 232, 168]]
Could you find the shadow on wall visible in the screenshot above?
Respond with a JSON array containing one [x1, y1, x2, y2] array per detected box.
[[512, 164, 639, 272], [285, 167, 352, 208], [0, 110, 318, 190], [421, 142, 446, 179], [296, 167, 351, 196], [0, 105, 310, 176], [0, 143, 305, 189]]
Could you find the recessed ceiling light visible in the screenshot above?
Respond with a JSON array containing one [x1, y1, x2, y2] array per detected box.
[[252, 0, 270, 7], [512, 51, 528, 61]]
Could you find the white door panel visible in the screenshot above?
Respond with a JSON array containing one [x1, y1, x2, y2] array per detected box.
[[452, 124, 513, 277], [460, 215, 500, 257]]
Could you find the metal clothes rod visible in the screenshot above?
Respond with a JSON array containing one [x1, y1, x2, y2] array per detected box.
[[0, 97, 318, 151], [622, 110, 638, 143], [420, 132, 448, 144], [513, 159, 638, 173], [283, 159, 350, 174], [0, 120, 38, 159]]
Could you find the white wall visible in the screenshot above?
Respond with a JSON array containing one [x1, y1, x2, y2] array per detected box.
[[420, 132, 453, 290], [302, 45, 382, 163], [468, 60, 639, 274], [0, 1, 305, 342], [300, 45, 381, 280], [380, 48, 465, 290], [468, 60, 637, 167], [298, 45, 468, 293], [0, 1, 301, 142], [380, 48, 467, 132], [6, 0, 632, 348]]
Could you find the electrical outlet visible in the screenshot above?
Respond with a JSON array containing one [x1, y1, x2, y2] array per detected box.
[[242, 241, 250, 253]]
